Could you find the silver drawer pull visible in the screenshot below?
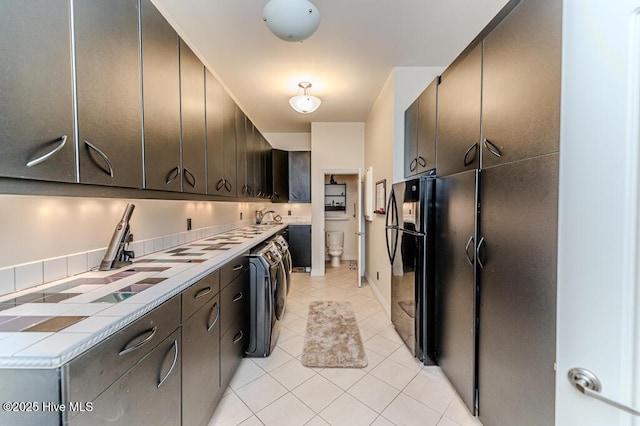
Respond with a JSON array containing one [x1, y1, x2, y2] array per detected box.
[[119, 326, 157, 356], [26, 135, 67, 167], [165, 166, 180, 185], [194, 287, 212, 299], [206, 302, 219, 332], [233, 292, 243, 302], [157, 340, 179, 389], [232, 264, 243, 271], [233, 330, 243, 344], [568, 368, 640, 416]]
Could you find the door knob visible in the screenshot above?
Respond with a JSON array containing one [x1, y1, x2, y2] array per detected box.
[[568, 367, 640, 416]]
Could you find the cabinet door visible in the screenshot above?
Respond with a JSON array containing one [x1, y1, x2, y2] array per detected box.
[[404, 99, 419, 178], [246, 120, 261, 198], [272, 149, 289, 203], [435, 169, 478, 414], [183, 296, 221, 426], [436, 43, 482, 177], [0, 0, 76, 182], [417, 79, 437, 174], [221, 91, 238, 197], [289, 225, 311, 268], [478, 154, 558, 426], [236, 107, 249, 197], [481, 0, 562, 168], [71, 330, 181, 426], [288, 151, 311, 202], [262, 135, 273, 199], [180, 40, 207, 194], [75, 0, 143, 188], [141, 0, 181, 192], [205, 70, 224, 195]]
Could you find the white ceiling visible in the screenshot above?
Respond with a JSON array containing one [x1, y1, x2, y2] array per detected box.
[[152, 0, 509, 134]]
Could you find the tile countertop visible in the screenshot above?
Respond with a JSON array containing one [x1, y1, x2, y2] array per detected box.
[[0, 224, 286, 369]]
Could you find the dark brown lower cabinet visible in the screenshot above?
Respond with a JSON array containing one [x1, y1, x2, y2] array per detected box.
[[182, 295, 221, 426], [71, 329, 182, 426], [288, 225, 312, 268]]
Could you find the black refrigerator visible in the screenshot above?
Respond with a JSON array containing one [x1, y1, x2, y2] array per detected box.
[[385, 176, 436, 364]]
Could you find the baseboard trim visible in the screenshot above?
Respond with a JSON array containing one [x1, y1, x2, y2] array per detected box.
[[365, 273, 391, 319]]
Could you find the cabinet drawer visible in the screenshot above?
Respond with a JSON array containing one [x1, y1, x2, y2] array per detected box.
[[182, 270, 219, 322], [70, 329, 181, 426], [64, 296, 180, 403], [220, 254, 248, 289], [220, 270, 248, 337], [220, 321, 247, 389]]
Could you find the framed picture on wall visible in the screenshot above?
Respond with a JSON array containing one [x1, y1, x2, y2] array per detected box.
[[374, 179, 386, 214]]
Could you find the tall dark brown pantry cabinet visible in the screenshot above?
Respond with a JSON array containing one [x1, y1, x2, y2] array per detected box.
[[141, 0, 182, 192], [0, 0, 76, 183], [75, 0, 143, 188], [289, 151, 311, 203]]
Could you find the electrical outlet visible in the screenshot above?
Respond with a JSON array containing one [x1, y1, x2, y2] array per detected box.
[[187, 218, 192, 231], [376, 271, 379, 280], [240, 212, 243, 220], [288, 210, 291, 216]]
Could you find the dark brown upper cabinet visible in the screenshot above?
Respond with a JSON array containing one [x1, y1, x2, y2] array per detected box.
[[436, 43, 483, 177], [235, 107, 249, 198], [0, 0, 76, 183], [206, 72, 237, 197], [179, 40, 207, 194], [141, 0, 181, 192], [288, 151, 311, 203], [271, 149, 289, 203], [75, 0, 143, 188], [480, 0, 562, 168], [246, 120, 262, 198], [404, 99, 419, 178]]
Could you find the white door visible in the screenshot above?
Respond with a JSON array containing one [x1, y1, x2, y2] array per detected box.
[[356, 169, 364, 288], [557, 1, 640, 424]]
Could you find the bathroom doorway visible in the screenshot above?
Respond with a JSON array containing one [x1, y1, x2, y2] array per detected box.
[[321, 169, 364, 287]]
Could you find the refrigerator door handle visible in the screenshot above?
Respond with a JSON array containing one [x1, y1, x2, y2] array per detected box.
[[464, 236, 475, 265], [476, 237, 486, 269]]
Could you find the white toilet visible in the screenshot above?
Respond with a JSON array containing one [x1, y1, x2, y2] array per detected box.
[[326, 231, 344, 267]]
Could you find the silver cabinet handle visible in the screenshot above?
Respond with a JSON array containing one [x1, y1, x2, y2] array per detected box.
[[85, 140, 114, 177], [26, 135, 67, 167], [464, 236, 475, 265], [165, 166, 180, 185], [224, 179, 232, 192], [233, 292, 243, 302], [216, 178, 225, 191], [483, 138, 503, 158], [183, 167, 196, 188], [119, 326, 157, 356], [291, 192, 298, 199], [206, 302, 220, 332], [233, 330, 244, 344], [417, 156, 426, 167], [476, 237, 486, 269], [232, 264, 244, 271], [241, 185, 247, 194], [409, 158, 418, 172], [463, 143, 478, 167], [568, 368, 640, 416], [193, 286, 212, 299], [157, 339, 179, 389]]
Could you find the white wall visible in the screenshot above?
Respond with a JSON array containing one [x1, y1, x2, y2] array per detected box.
[[263, 133, 311, 151], [363, 67, 443, 312], [310, 123, 365, 276], [324, 174, 358, 261], [0, 194, 267, 269]]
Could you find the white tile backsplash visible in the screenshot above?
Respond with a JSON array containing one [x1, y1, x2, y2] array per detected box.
[[0, 267, 15, 296], [14, 261, 43, 291], [67, 253, 88, 277], [43, 257, 68, 283], [6, 221, 254, 295]]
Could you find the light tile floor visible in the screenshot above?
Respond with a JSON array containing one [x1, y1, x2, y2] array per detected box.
[[209, 262, 482, 426]]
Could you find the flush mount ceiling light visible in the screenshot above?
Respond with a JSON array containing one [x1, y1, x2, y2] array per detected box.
[[289, 81, 322, 114], [263, 0, 320, 42]]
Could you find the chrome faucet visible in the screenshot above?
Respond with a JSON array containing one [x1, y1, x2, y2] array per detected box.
[[257, 209, 276, 224]]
